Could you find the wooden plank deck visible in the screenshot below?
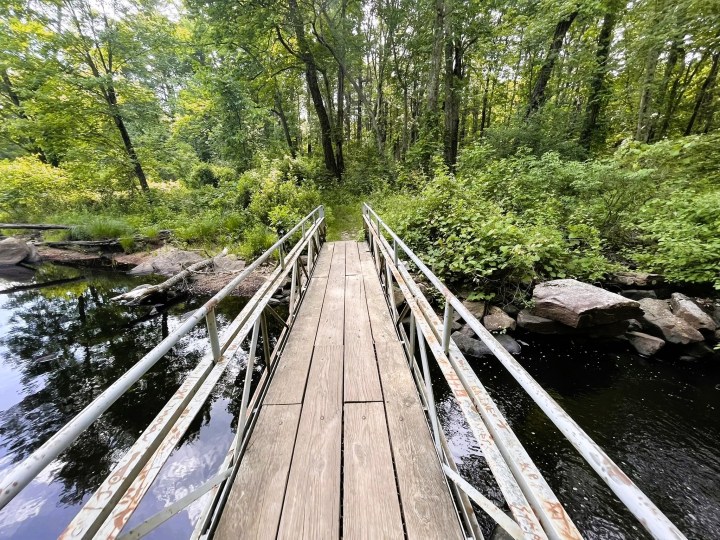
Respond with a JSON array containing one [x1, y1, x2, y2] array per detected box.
[[214, 241, 463, 540]]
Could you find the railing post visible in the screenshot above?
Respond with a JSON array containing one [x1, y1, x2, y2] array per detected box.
[[278, 244, 286, 270], [393, 238, 399, 266], [237, 318, 261, 455], [442, 300, 453, 355], [408, 312, 416, 363], [418, 329, 441, 452], [206, 308, 221, 362], [289, 259, 298, 314], [260, 312, 271, 366]]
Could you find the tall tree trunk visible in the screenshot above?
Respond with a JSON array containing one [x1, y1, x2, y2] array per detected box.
[[426, 0, 446, 114], [525, 10, 578, 119], [336, 66, 345, 173], [635, 44, 661, 142], [685, 52, 720, 135], [648, 40, 681, 142], [287, 0, 339, 178], [105, 82, 149, 191], [443, 40, 463, 168], [356, 76, 363, 141], [273, 89, 297, 158], [579, 11, 617, 150]]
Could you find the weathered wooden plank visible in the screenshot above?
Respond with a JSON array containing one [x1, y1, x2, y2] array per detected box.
[[343, 402, 404, 540], [277, 345, 343, 540], [312, 242, 335, 278], [344, 275, 382, 402], [358, 244, 398, 344], [344, 241, 362, 275], [315, 242, 346, 347], [375, 341, 464, 540], [264, 274, 328, 405], [214, 404, 301, 540]]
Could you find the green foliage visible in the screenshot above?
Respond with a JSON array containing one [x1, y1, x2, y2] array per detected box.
[[0, 157, 80, 221], [69, 217, 135, 240], [238, 224, 277, 259], [379, 160, 615, 298]]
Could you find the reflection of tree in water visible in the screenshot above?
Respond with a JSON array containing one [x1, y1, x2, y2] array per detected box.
[[0, 271, 232, 506]]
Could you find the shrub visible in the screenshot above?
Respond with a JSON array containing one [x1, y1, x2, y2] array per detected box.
[[239, 224, 277, 259], [69, 217, 135, 240], [0, 157, 79, 221], [187, 163, 219, 188]]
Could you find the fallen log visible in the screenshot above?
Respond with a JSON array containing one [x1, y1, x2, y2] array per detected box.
[[0, 223, 71, 230], [36, 240, 121, 248], [111, 248, 228, 305]]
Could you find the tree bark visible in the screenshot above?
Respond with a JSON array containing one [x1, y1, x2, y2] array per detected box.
[[525, 11, 578, 119], [648, 40, 681, 142], [685, 52, 720, 135], [286, 0, 339, 178], [635, 44, 661, 142], [443, 41, 463, 168], [273, 89, 297, 158], [579, 11, 617, 150]]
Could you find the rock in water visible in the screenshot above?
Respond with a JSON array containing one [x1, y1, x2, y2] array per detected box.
[[626, 332, 665, 357], [517, 309, 571, 334], [670, 293, 716, 332], [129, 249, 203, 277], [483, 305, 516, 332], [0, 238, 31, 265], [532, 279, 642, 328], [638, 299, 704, 344], [451, 331, 490, 357]]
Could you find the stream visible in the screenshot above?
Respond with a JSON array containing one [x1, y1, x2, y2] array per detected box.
[[0, 265, 718, 539]]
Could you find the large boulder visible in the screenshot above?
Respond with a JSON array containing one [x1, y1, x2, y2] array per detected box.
[[625, 332, 665, 357], [483, 305, 516, 332], [129, 249, 203, 277], [638, 299, 704, 344], [669, 293, 716, 332], [0, 238, 32, 265], [461, 300, 486, 320], [517, 309, 571, 334], [532, 279, 642, 328]]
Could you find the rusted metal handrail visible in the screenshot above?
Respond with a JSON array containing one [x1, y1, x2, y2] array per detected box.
[[363, 203, 686, 540], [0, 206, 325, 538]]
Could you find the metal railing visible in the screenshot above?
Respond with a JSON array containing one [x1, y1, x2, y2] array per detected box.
[[362, 203, 686, 540], [0, 206, 325, 539]]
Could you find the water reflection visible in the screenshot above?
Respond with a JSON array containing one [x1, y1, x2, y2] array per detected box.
[[0, 265, 250, 538]]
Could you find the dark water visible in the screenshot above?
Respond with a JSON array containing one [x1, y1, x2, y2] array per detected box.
[[1, 267, 718, 539], [0, 264, 256, 539], [437, 332, 720, 539]]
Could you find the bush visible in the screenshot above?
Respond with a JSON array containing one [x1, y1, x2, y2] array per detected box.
[[0, 157, 80, 221], [239, 223, 277, 259], [184, 163, 238, 189]]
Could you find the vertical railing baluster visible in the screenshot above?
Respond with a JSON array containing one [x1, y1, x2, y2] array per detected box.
[[206, 308, 221, 362], [409, 312, 416, 362], [442, 301, 453, 355], [260, 312, 271, 367], [236, 318, 261, 456], [289, 259, 298, 315], [418, 329, 441, 451]]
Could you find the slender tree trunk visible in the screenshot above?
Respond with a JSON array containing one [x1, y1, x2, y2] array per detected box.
[[648, 40, 681, 142], [356, 77, 363, 141], [525, 11, 578, 119], [287, 0, 339, 178], [443, 40, 463, 168], [579, 11, 617, 149], [103, 82, 149, 191], [635, 44, 661, 142], [426, 0, 446, 115], [274, 90, 297, 158], [685, 52, 720, 135]]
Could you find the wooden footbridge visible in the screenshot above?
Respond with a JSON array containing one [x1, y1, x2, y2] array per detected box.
[[0, 206, 687, 539]]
